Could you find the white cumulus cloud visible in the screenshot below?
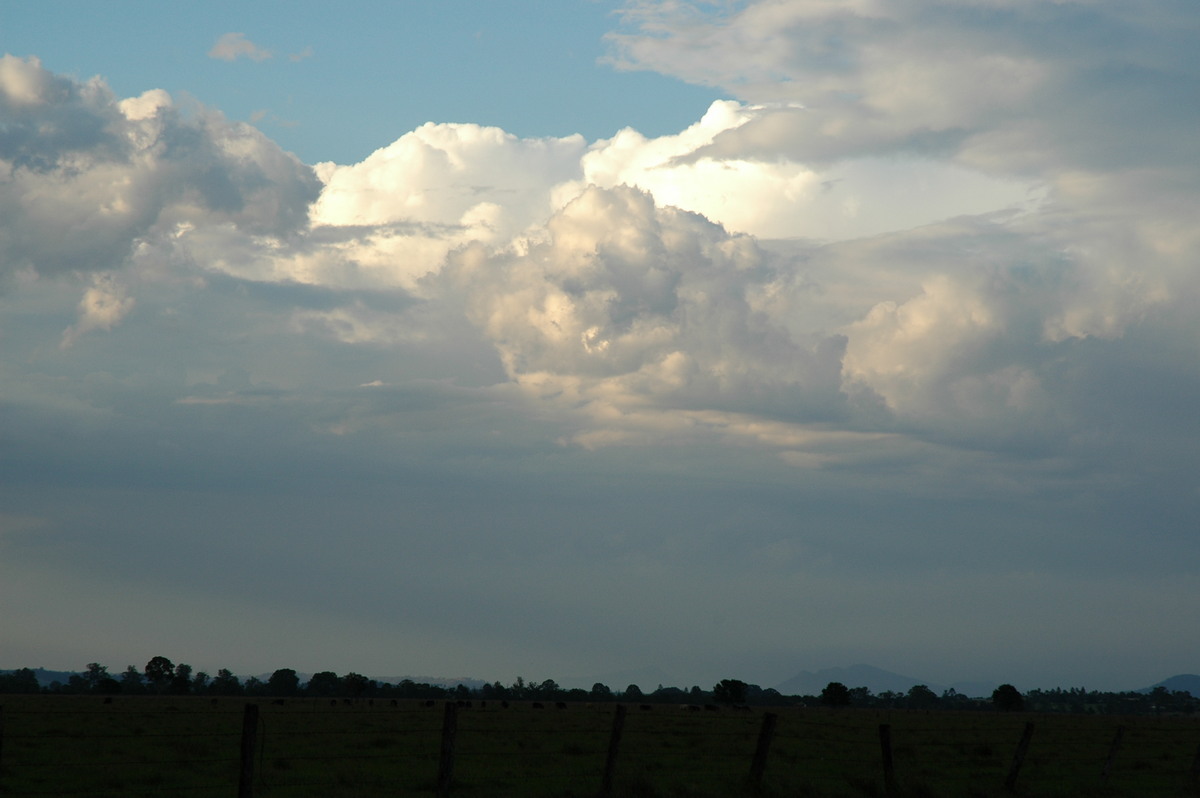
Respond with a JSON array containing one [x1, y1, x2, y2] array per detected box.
[[0, 55, 320, 290]]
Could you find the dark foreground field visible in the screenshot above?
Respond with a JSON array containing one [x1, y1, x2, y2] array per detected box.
[[1, 695, 1198, 797]]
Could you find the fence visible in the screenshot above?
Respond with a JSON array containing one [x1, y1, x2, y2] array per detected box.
[[1, 697, 1199, 797]]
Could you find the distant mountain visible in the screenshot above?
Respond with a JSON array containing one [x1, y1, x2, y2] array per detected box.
[[1137, 674, 1200, 697], [775, 664, 942, 696]]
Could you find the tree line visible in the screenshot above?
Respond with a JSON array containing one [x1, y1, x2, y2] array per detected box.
[[1, 661, 1195, 716]]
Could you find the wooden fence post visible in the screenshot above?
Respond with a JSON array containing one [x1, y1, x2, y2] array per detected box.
[[1004, 722, 1035, 792], [601, 704, 627, 796], [437, 701, 458, 798], [1100, 725, 1124, 783], [879, 723, 897, 796], [749, 712, 778, 787], [1190, 740, 1200, 783], [238, 703, 259, 798]]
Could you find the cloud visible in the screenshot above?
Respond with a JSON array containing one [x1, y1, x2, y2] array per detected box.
[[308, 123, 587, 290], [0, 55, 320, 287], [565, 100, 1037, 241], [442, 184, 848, 450], [6, 52, 1195, 466], [2, 37, 1198, 689], [608, 1, 1200, 176], [597, 0, 1200, 444], [208, 32, 273, 62], [60, 273, 135, 348], [298, 98, 1034, 312]]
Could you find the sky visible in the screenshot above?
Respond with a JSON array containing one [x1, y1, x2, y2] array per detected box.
[[1, 0, 1198, 694]]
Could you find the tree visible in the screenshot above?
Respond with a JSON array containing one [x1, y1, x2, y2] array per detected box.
[[713, 679, 748, 705], [907, 684, 939, 709], [192, 671, 211, 693], [83, 663, 110, 690], [623, 684, 644, 701], [820, 681, 851, 707], [306, 671, 341, 697], [342, 672, 370, 697], [0, 668, 40, 694], [941, 687, 974, 709], [210, 669, 243, 696], [590, 682, 614, 701], [120, 665, 145, 694], [267, 668, 300, 696], [171, 663, 194, 695], [144, 656, 175, 692], [992, 683, 1024, 712]]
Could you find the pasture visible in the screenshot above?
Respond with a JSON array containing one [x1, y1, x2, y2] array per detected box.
[[0, 695, 1198, 796]]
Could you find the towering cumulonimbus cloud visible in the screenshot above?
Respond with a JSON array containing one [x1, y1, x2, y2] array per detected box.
[[441, 184, 848, 446]]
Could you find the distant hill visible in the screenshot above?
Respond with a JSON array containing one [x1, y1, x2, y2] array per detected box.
[[1137, 674, 1200, 697], [775, 664, 942, 696]]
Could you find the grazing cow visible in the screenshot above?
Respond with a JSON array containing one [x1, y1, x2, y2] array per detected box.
[[501, 700, 510, 709], [532, 702, 544, 709], [704, 704, 719, 711], [424, 700, 435, 708], [331, 699, 338, 706], [639, 704, 652, 711], [555, 701, 567, 710], [390, 700, 398, 707]]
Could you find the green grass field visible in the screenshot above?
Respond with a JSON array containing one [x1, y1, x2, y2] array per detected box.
[[1, 696, 1198, 797]]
